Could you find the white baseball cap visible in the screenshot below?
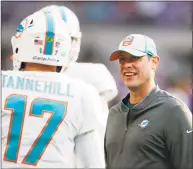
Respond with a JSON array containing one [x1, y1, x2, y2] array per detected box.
[[110, 34, 158, 61]]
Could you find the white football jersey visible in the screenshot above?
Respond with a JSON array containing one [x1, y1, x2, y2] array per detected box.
[[66, 63, 118, 102], [65, 62, 118, 168], [65, 62, 118, 135], [65, 62, 118, 133], [1, 70, 105, 168]]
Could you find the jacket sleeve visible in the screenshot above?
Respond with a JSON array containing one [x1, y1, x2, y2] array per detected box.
[[165, 103, 192, 169]]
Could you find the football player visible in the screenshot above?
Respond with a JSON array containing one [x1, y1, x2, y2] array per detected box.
[[39, 5, 118, 167], [2, 8, 105, 168]]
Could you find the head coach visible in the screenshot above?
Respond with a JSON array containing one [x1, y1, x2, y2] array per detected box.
[[105, 34, 192, 169]]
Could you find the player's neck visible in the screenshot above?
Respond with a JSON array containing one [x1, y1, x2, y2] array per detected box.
[[24, 63, 56, 72], [129, 79, 156, 104]]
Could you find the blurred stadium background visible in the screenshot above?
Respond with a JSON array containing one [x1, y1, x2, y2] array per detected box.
[[1, 1, 192, 111]]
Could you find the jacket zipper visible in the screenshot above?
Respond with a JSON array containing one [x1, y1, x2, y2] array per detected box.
[[120, 110, 130, 154]]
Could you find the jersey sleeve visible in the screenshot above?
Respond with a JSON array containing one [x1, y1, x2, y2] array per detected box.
[[89, 63, 118, 102], [66, 63, 118, 102], [165, 103, 192, 169], [75, 84, 105, 167], [74, 129, 105, 168], [78, 84, 103, 135]]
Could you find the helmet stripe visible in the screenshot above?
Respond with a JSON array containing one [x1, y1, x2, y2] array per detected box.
[[58, 6, 67, 22], [43, 10, 55, 56]]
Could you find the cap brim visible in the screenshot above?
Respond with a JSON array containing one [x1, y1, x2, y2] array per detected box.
[[109, 49, 146, 61]]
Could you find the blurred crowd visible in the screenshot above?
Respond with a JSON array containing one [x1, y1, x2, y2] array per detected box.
[[2, 1, 191, 25], [1, 1, 192, 111]]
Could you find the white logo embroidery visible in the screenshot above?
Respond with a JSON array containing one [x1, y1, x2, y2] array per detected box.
[[138, 119, 149, 128], [186, 130, 193, 133]]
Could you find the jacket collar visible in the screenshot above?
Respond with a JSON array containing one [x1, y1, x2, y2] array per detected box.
[[121, 85, 160, 112]]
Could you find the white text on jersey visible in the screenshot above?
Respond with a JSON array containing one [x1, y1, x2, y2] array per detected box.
[[2, 74, 73, 97]]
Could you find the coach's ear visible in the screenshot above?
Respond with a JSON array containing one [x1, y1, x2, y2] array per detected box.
[[151, 55, 160, 70]]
